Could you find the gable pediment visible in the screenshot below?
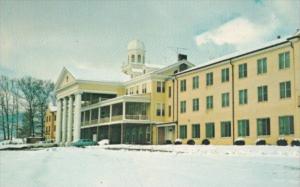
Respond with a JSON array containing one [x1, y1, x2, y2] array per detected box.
[[55, 68, 76, 90]]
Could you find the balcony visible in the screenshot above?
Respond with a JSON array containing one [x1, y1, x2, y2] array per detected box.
[[80, 95, 151, 128]]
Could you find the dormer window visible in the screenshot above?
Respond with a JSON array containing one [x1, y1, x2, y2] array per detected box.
[[131, 54, 135, 62], [66, 76, 69, 82], [138, 55, 141, 63]]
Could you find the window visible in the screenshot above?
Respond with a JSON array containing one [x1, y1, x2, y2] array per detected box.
[[257, 118, 270, 136], [168, 86, 172, 98], [257, 58, 267, 74], [239, 63, 247, 78], [156, 104, 164, 116], [192, 98, 199, 111], [238, 120, 249, 137], [168, 105, 171, 117], [206, 96, 213, 109], [180, 101, 186, 113], [258, 85, 268, 102], [126, 89, 128, 95], [279, 116, 294, 135], [138, 55, 141, 63], [221, 68, 229, 82], [136, 86, 139, 94], [280, 81, 291, 99], [180, 79, 186, 92], [279, 51, 290, 69], [156, 103, 161, 116], [131, 54, 135, 62], [206, 72, 213, 86], [221, 121, 231, 137], [192, 76, 199, 89], [192, 124, 200, 138], [205, 123, 215, 138], [129, 87, 133, 95], [157, 81, 165, 93], [239, 89, 248, 105], [142, 83, 147, 94], [221, 92, 230, 107], [180, 125, 187, 139]]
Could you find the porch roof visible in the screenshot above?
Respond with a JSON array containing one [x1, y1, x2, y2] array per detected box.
[[81, 94, 151, 110]]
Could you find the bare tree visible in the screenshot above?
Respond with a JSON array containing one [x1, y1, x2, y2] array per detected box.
[[0, 96, 6, 140], [35, 80, 54, 137], [11, 79, 21, 138], [18, 77, 38, 137], [0, 76, 12, 139]]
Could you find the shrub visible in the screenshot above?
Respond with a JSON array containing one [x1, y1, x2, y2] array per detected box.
[[202, 139, 210, 145], [174, 139, 182, 145], [291, 140, 300, 146], [165, 140, 172, 144], [187, 139, 195, 145], [234, 140, 245, 145], [256, 139, 266, 145], [277, 139, 288, 146]]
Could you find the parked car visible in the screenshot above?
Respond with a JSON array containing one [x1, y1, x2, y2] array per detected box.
[[71, 139, 98, 147]]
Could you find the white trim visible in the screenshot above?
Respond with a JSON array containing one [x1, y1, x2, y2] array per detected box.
[[156, 123, 176, 128], [81, 119, 152, 129]]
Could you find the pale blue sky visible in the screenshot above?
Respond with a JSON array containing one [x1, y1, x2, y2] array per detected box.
[[0, 0, 299, 81]]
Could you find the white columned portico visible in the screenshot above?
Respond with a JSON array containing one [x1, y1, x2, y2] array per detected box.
[[61, 97, 67, 143], [55, 99, 62, 144], [67, 95, 73, 144], [73, 92, 82, 142]]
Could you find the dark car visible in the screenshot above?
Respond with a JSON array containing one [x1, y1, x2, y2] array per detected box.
[[71, 139, 98, 147]]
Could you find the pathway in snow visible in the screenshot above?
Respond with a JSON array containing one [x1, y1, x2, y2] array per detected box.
[[0, 145, 299, 187]]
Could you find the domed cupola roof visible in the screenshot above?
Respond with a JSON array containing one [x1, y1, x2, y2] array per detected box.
[[127, 39, 145, 50]]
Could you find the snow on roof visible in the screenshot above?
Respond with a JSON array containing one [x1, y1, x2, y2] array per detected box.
[[178, 33, 299, 75], [65, 66, 127, 83], [48, 101, 57, 112], [132, 68, 144, 73], [145, 63, 165, 69], [49, 105, 57, 112], [155, 60, 194, 74]]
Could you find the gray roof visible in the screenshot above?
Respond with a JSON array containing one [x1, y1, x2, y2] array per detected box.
[[177, 32, 300, 75]]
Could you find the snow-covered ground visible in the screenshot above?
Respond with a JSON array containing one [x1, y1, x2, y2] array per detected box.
[[0, 145, 299, 187]]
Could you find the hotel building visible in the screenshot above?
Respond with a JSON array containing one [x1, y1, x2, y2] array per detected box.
[[54, 31, 300, 145]]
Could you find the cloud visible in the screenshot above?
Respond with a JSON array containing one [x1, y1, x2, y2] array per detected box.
[[195, 16, 279, 50]]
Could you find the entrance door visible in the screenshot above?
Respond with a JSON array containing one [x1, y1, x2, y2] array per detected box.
[[158, 127, 165, 144], [165, 126, 174, 143]]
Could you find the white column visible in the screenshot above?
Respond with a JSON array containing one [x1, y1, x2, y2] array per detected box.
[[73, 93, 82, 142], [61, 97, 67, 143], [109, 105, 112, 122], [122, 102, 126, 120], [98, 107, 101, 123], [67, 96, 73, 144], [55, 99, 62, 144]]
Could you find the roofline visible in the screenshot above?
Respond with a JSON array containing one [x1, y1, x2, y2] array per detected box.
[[176, 35, 300, 76], [76, 79, 124, 86]]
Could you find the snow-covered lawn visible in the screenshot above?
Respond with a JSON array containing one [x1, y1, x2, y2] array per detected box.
[[0, 145, 299, 187]]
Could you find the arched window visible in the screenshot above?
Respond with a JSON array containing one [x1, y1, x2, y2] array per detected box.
[[138, 55, 141, 63], [131, 54, 135, 62]]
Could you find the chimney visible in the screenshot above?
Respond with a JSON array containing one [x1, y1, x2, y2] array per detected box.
[[178, 54, 187, 61]]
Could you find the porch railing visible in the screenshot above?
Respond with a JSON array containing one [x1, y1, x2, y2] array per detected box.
[[111, 115, 122, 121], [125, 115, 149, 120]]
